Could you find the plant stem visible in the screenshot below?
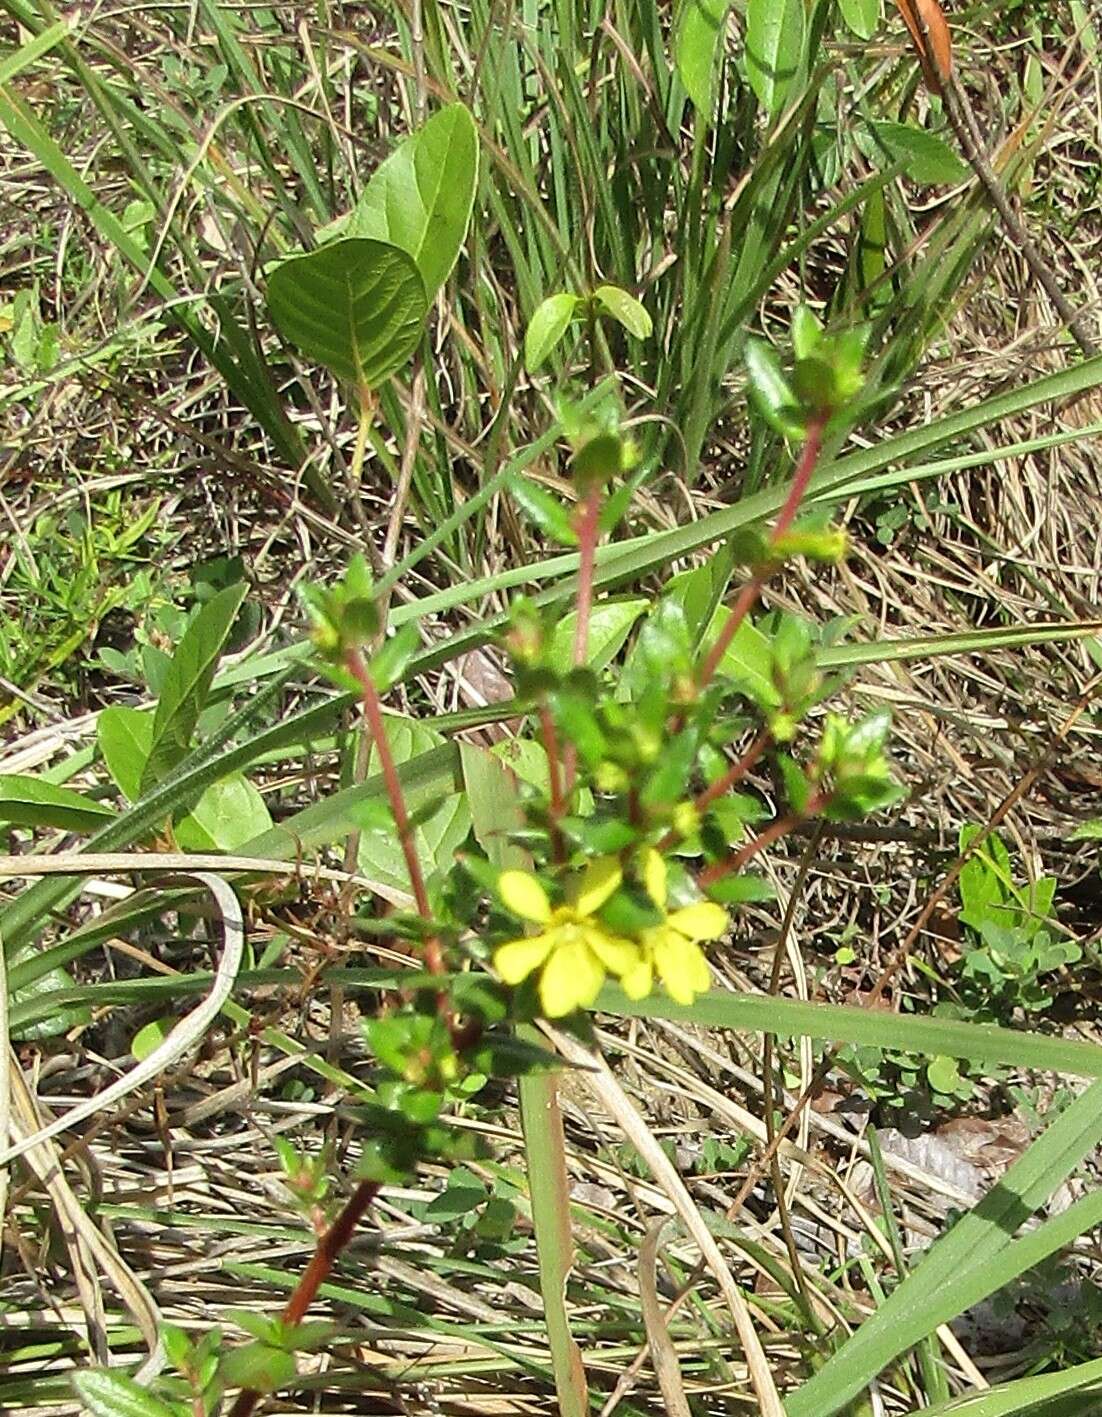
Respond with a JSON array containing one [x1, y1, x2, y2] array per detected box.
[[657, 731, 770, 852], [343, 648, 439, 967], [564, 485, 603, 792], [572, 487, 602, 667], [228, 1181, 380, 1417], [539, 700, 567, 863], [698, 792, 825, 890], [698, 413, 826, 691]]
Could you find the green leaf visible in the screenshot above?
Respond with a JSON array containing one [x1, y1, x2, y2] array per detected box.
[[175, 773, 273, 851], [459, 742, 527, 870], [334, 102, 478, 299], [71, 1369, 178, 1417], [547, 599, 648, 673], [926, 1054, 961, 1095], [676, 0, 734, 115], [922, 1358, 1102, 1416], [863, 121, 969, 185], [519, 1023, 588, 1417], [705, 614, 783, 709], [836, 0, 881, 40], [131, 1017, 173, 1061], [744, 337, 801, 434], [602, 987, 1102, 1079], [510, 474, 578, 545], [786, 1080, 1102, 1417], [0, 775, 115, 832], [525, 293, 580, 371], [219, 1341, 297, 1394], [745, 0, 805, 115], [98, 706, 154, 802], [356, 719, 471, 898], [1069, 819, 1102, 841], [371, 622, 422, 693], [267, 238, 428, 391], [140, 583, 248, 793], [593, 285, 652, 340]]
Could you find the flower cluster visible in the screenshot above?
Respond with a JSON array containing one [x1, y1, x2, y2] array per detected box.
[[493, 853, 730, 1016]]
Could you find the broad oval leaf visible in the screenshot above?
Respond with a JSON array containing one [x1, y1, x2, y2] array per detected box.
[[676, 0, 734, 115], [594, 285, 653, 340], [0, 774, 115, 832], [547, 599, 649, 673], [71, 1369, 178, 1417], [332, 102, 479, 299], [745, 0, 805, 115], [267, 238, 428, 392], [837, 0, 881, 40], [140, 583, 248, 794], [525, 292, 580, 371], [98, 705, 153, 802], [175, 773, 272, 852]]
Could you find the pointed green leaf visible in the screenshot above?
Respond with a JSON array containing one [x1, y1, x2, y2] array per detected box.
[[746, 0, 805, 115], [922, 1357, 1102, 1416], [71, 1370, 178, 1417], [676, 0, 734, 114], [140, 583, 248, 793], [744, 337, 801, 433], [332, 103, 478, 298], [268, 238, 427, 390], [862, 121, 968, 185], [0, 775, 115, 832], [510, 474, 578, 545], [131, 1016, 173, 1061], [525, 293, 581, 371], [593, 285, 652, 340], [98, 706, 154, 802]]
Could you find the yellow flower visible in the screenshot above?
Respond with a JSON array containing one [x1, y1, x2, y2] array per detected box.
[[621, 849, 727, 1006], [494, 859, 640, 1018]]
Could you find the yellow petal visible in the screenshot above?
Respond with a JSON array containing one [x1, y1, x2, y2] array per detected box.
[[540, 939, 604, 1017], [653, 932, 711, 1006], [620, 955, 653, 1001], [640, 847, 668, 910], [668, 901, 729, 943], [498, 869, 552, 924], [494, 933, 554, 984], [572, 857, 622, 917], [583, 926, 640, 978]]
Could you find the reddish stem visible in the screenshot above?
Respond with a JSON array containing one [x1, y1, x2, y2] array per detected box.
[[564, 486, 603, 792], [538, 700, 567, 862], [228, 1181, 380, 1417], [698, 792, 825, 890], [345, 650, 439, 968], [657, 731, 769, 852], [572, 487, 602, 668], [697, 413, 827, 692], [696, 731, 769, 813]]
